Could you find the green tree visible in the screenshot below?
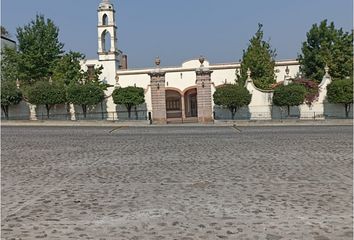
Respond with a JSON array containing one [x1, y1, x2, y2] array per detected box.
[[272, 83, 306, 116], [67, 83, 105, 118], [327, 78, 353, 118], [298, 20, 353, 82], [213, 84, 252, 119], [239, 23, 276, 89], [1, 47, 19, 81], [16, 14, 64, 83], [1, 81, 22, 120], [51, 51, 86, 115], [26, 81, 66, 118], [52, 51, 85, 86], [112, 86, 145, 119]]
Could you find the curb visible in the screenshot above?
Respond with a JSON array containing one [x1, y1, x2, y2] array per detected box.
[[1, 119, 352, 127]]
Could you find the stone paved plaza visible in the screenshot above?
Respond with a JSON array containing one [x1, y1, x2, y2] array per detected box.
[[1, 126, 353, 239]]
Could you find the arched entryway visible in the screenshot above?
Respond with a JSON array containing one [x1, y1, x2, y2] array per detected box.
[[165, 90, 182, 119], [165, 87, 198, 122], [184, 88, 197, 118]]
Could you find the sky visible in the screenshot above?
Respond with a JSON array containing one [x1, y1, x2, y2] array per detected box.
[[1, 0, 353, 68]]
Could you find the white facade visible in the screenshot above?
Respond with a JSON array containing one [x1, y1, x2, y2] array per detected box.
[[74, 0, 351, 122], [113, 59, 300, 115]]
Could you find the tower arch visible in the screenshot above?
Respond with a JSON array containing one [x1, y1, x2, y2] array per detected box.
[[102, 14, 108, 26], [101, 30, 112, 52]]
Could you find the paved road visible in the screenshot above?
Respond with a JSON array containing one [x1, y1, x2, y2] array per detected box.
[[1, 126, 353, 239]]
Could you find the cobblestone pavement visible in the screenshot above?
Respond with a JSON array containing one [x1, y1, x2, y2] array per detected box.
[[1, 126, 353, 240]]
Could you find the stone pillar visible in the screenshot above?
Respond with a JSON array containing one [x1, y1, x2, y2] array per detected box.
[[181, 95, 186, 120], [149, 71, 166, 124], [195, 57, 213, 123], [148, 58, 167, 124]]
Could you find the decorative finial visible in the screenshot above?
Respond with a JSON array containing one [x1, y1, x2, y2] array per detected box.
[[16, 78, 20, 89], [199, 56, 205, 67], [155, 56, 161, 67], [285, 66, 290, 76], [247, 68, 251, 79], [325, 64, 329, 75]]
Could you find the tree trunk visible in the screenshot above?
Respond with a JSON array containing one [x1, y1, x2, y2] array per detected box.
[[1, 105, 9, 120], [287, 105, 290, 117], [134, 106, 138, 120], [127, 105, 132, 119], [345, 103, 351, 118], [279, 107, 283, 120], [82, 105, 87, 119], [66, 103, 71, 120], [230, 107, 237, 120], [45, 104, 51, 119]]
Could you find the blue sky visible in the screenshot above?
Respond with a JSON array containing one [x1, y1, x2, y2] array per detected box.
[[1, 0, 352, 68]]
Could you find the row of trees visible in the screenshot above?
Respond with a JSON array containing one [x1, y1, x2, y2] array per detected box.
[[1, 14, 352, 119], [1, 15, 111, 119], [213, 19, 353, 119], [1, 78, 146, 120], [213, 77, 353, 119], [1, 76, 108, 120], [1, 15, 147, 120], [274, 78, 354, 118]]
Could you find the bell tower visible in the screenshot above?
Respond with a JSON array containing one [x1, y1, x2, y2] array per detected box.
[[97, 0, 119, 64], [96, 0, 120, 120]]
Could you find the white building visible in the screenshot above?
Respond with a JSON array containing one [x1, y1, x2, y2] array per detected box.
[[84, 0, 337, 123], [4, 0, 350, 121]]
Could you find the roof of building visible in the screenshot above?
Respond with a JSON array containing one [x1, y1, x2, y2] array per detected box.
[[114, 59, 299, 75], [1, 35, 16, 44]]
